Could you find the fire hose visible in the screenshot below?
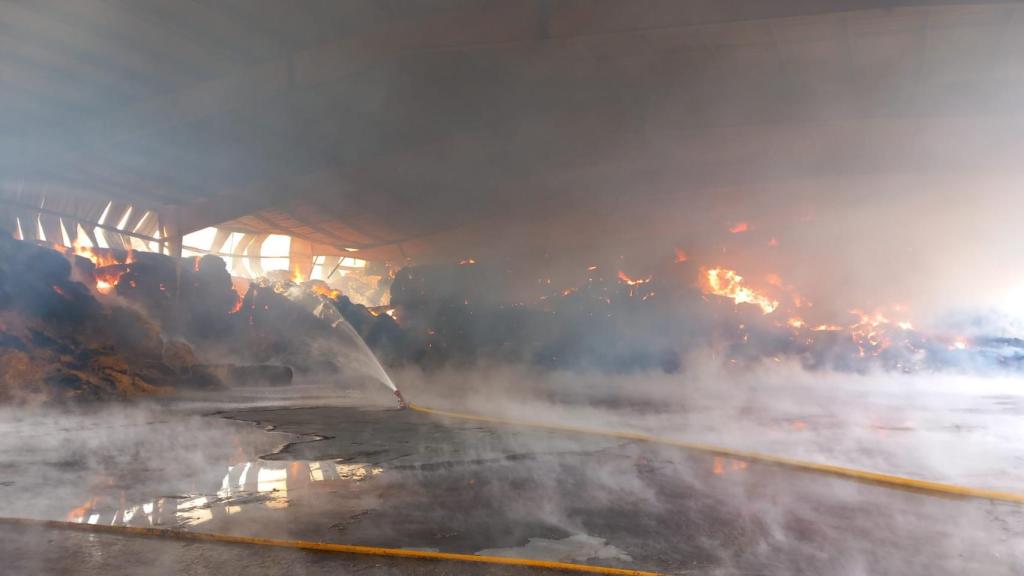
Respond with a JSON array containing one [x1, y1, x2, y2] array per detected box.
[[0, 516, 659, 575], [406, 403, 1024, 504]]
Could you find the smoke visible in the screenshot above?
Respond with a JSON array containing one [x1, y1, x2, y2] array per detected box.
[[382, 359, 1024, 573]]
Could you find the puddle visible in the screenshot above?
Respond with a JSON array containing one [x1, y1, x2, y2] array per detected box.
[[65, 459, 383, 528], [0, 405, 385, 529]]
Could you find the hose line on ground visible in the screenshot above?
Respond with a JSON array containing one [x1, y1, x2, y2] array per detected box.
[[0, 516, 661, 576], [407, 403, 1024, 505]]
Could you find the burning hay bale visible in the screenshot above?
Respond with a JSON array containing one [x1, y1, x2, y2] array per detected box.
[[0, 232, 182, 403]]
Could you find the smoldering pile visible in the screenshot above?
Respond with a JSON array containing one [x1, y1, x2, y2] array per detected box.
[[0, 231, 405, 403], [0, 232, 206, 402], [386, 261, 1024, 375], [96, 251, 404, 384]]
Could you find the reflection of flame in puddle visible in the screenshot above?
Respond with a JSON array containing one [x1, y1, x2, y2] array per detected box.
[[66, 459, 383, 528]]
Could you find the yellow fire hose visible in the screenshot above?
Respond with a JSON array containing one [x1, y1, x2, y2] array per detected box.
[[408, 403, 1024, 504], [0, 516, 659, 576]]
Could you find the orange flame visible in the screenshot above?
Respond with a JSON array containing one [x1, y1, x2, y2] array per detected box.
[[310, 283, 342, 300], [71, 239, 127, 268], [291, 266, 305, 284], [459, 258, 477, 265], [229, 293, 244, 314], [617, 271, 651, 286], [701, 268, 778, 314], [674, 248, 689, 263], [728, 222, 749, 234]]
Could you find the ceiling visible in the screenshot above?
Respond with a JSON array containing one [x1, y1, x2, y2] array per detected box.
[[2, 0, 1023, 262]]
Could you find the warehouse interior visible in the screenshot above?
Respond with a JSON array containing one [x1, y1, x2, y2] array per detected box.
[[1, 2, 1023, 575]]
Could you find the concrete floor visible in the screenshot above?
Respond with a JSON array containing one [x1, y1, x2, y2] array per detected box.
[[0, 523, 547, 576], [1, 392, 1022, 575]]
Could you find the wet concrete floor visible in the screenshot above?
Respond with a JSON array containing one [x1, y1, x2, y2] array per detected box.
[[1, 399, 1022, 575]]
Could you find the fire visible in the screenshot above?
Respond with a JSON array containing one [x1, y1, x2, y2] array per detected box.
[[66, 497, 98, 522], [673, 247, 688, 263], [96, 280, 114, 295], [291, 266, 305, 283], [728, 222, 749, 234], [310, 283, 342, 300], [617, 271, 651, 286], [459, 258, 477, 265], [229, 294, 244, 314], [701, 268, 778, 314], [71, 239, 126, 268], [787, 317, 806, 329]]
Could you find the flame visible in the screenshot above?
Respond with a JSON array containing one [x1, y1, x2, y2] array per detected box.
[[96, 280, 114, 295], [701, 268, 778, 314], [617, 271, 651, 286], [71, 239, 126, 268], [66, 497, 98, 522], [310, 283, 342, 300], [291, 266, 305, 283], [674, 248, 689, 263], [459, 258, 477, 265], [728, 222, 749, 234], [787, 317, 806, 329], [812, 324, 843, 332]]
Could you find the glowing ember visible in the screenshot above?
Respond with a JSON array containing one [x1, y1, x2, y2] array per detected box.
[[617, 271, 651, 286], [701, 268, 778, 314], [728, 222, 749, 234]]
